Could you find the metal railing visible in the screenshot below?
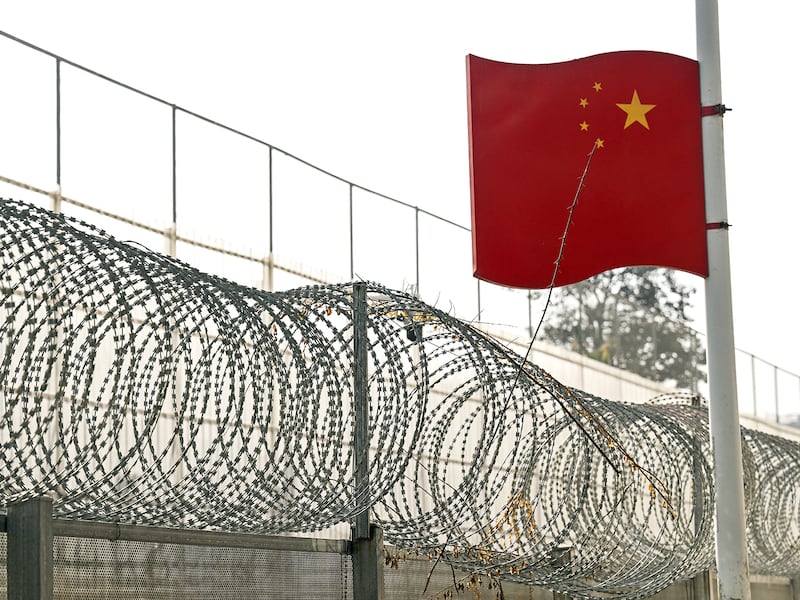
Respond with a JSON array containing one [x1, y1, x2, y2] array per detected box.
[[0, 29, 797, 424]]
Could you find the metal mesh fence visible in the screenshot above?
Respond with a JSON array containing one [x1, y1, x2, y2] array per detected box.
[[0, 527, 603, 600], [52, 536, 352, 600], [0, 533, 5, 600]]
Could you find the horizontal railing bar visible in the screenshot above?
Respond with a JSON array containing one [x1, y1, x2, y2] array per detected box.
[[50, 518, 351, 554]]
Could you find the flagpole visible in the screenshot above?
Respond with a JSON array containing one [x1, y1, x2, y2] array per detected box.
[[696, 1, 751, 599]]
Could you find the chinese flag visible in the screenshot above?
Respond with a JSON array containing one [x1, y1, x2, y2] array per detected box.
[[467, 51, 707, 289]]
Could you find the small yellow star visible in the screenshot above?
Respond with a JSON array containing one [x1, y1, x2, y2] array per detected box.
[[579, 121, 590, 131], [616, 89, 656, 130], [593, 82, 602, 92], [595, 138, 604, 148], [579, 97, 589, 108]]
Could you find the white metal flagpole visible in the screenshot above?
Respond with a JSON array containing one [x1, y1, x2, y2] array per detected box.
[[695, 1, 752, 599]]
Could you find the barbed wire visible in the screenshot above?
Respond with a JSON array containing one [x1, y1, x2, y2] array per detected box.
[[2, 198, 799, 597]]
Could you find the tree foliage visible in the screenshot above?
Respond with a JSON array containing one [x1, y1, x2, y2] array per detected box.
[[540, 267, 705, 389]]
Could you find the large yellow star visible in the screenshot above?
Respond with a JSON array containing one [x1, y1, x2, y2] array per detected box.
[[616, 90, 656, 130]]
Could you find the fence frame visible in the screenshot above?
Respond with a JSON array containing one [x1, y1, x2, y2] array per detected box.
[[2, 497, 386, 600]]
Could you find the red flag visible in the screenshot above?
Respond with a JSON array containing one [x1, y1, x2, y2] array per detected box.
[[467, 51, 707, 289]]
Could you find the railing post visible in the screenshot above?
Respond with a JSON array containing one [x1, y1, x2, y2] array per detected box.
[[527, 290, 534, 339], [349, 184, 355, 280], [414, 207, 420, 298], [476, 279, 481, 322], [751, 354, 757, 417], [165, 222, 177, 257], [263, 252, 275, 291], [774, 364, 780, 424], [7, 496, 54, 600], [55, 58, 61, 195], [53, 57, 63, 216]]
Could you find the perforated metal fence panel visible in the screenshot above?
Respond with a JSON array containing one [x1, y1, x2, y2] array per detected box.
[[0, 523, 794, 599], [52, 536, 352, 600], [749, 581, 794, 600], [0, 533, 6, 600]]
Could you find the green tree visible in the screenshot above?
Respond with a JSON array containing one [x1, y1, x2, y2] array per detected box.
[[541, 267, 705, 389]]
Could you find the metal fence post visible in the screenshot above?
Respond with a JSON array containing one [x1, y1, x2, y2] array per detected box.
[[353, 524, 385, 600], [351, 282, 384, 599], [690, 394, 710, 600], [7, 496, 54, 600], [691, 571, 711, 600], [352, 282, 370, 541]]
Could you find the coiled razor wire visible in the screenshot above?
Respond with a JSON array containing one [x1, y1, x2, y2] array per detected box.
[[2, 198, 800, 597]]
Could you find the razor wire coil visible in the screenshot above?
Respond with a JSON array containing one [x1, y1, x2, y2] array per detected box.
[[2, 198, 800, 597]]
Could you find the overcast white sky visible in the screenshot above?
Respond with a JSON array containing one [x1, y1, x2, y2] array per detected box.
[[2, 1, 799, 382]]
